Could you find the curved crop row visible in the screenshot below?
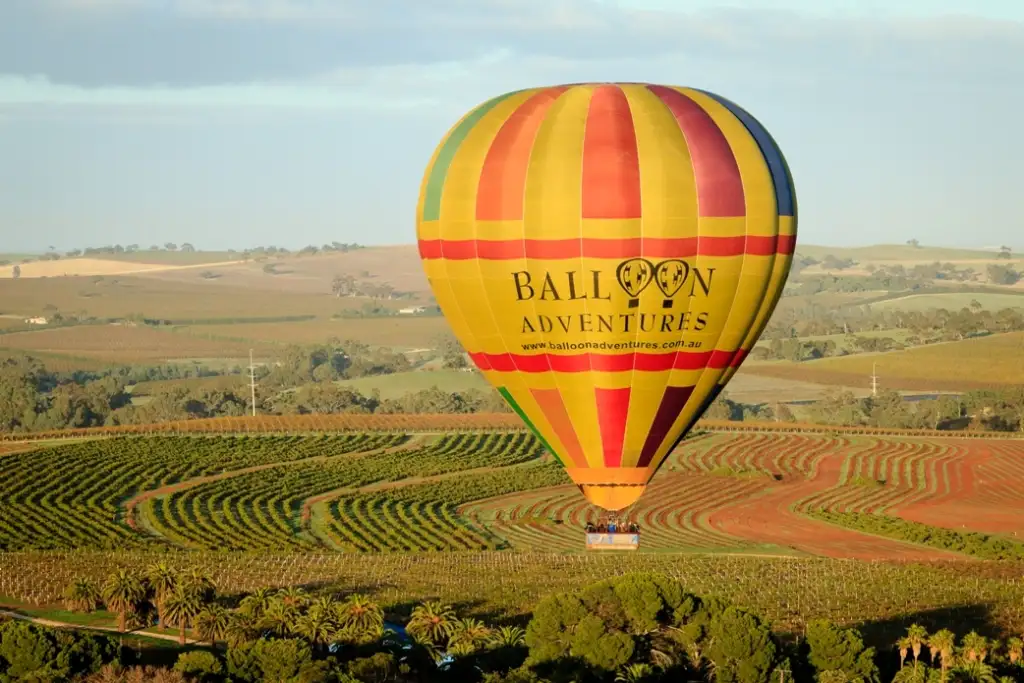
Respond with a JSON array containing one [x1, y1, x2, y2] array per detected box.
[[321, 462, 568, 552], [807, 511, 1024, 560], [144, 432, 545, 551], [0, 433, 402, 551]]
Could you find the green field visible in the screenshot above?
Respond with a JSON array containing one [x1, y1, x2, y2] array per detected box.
[[3, 426, 1024, 638], [4, 428, 1024, 559]]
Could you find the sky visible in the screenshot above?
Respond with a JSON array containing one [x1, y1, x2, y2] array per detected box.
[[0, 0, 1021, 253]]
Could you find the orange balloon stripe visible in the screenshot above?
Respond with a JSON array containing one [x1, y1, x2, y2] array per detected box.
[[469, 349, 746, 373], [595, 387, 631, 467], [581, 85, 642, 219], [530, 388, 588, 468], [476, 87, 569, 222], [646, 85, 745, 218], [417, 234, 795, 260]]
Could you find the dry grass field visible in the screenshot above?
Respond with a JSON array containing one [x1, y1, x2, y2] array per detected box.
[[176, 316, 451, 349], [0, 325, 276, 362], [0, 258, 244, 280], [138, 246, 432, 296], [0, 275, 365, 320], [743, 332, 1024, 391]]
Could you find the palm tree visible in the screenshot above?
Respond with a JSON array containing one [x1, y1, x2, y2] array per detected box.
[[162, 586, 205, 645], [1005, 637, 1022, 666], [447, 617, 492, 657], [63, 579, 101, 613], [145, 562, 179, 631], [407, 601, 457, 648], [928, 629, 957, 682], [898, 636, 912, 669], [101, 569, 147, 633], [952, 659, 996, 683], [257, 599, 296, 638], [616, 663, 655, 683], [337, 594, 385, 643], [276, 586, 309, 610], [194, 605, 230, 647], [238, 588, 273, 619], [961, 632, 990, 663], [180, 567, 216, 603], [906, 624, 929, 664], [892, 661, 928, 683], [293, 606, 336, 653], [225, 612, 258, 648], [488, 625, 526, 649]]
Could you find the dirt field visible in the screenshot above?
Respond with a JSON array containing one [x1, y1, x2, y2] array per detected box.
[[138, 246, 431, 296], [176, 315, 451, 349], [0, 274, 368, 320], [0, 257, 244, 279]]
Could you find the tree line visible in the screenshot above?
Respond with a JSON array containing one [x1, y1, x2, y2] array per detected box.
[[4, 570, 1022, 682], [0, 342, 507, 433], [762, 306, 1024, 354]]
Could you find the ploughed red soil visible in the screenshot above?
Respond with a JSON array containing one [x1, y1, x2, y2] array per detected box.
[[705, 449, 963, 560], [894, 441, 1024, 538]]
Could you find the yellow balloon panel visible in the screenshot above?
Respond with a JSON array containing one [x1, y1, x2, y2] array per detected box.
[[416, 83, 797, 510]]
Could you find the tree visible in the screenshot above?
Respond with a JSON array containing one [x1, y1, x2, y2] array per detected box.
[[101, 569, 148, 633], [336, 594, 385, 643], [705, 606, 778, 683], [407, 600, 457, 649], [146, 562, 179, 631], [525, 573, 735, 679], [907, 239, 920, 248], [194, 604, 230, 647], [332, 274, 356, 297], [225, 639, 330, 683], [291, 604, 336, 653], [12, 265, 20, 279], [0, 620, 118, 681], [64, 578, 102, 613], [804, 620, 879, 683], [435, 332, 469, 369], [162, 585, 205, 645], [180, 243, 195, 252], [173, 651, 223, 682]]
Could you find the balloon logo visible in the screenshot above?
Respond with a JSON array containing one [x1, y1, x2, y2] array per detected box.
[[653, 260, 690, 308], [615, 258, 655, 308], [416, 83, 797, 512]]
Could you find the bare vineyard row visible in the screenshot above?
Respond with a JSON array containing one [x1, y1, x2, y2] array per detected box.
[[4, 414, 1024, 442]]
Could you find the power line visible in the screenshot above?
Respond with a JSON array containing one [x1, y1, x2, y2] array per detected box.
[[248, 349, 257, 417], [870, 362, 879, 397]]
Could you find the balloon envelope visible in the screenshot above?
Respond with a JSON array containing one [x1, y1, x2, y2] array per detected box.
[[416, 83, 797, 511]]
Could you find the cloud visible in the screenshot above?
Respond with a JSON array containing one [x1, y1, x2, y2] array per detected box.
[[0, 73, 436, 109], [0, 0, 1021, 111]]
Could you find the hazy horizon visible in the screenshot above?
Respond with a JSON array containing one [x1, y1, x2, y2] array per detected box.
[[1, 0, 1021, 253]]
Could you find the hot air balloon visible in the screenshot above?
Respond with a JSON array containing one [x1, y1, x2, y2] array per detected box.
[[416, 83, 796, 515]]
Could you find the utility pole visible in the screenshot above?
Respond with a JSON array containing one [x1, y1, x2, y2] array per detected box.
[[248, 349, 257, 417], [870, 362, 878, 397]]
